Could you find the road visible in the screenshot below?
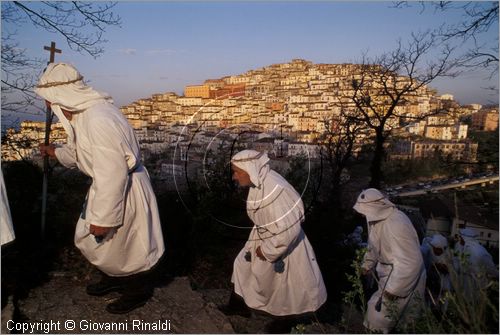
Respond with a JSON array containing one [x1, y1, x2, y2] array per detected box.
[[392, 175, 499, 197]]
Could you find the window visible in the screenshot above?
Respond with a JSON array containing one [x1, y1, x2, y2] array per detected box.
[[488, 233, 492, 238]]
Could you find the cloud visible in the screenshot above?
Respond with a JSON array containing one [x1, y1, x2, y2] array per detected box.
[[118, 48, 137, 55], [145, 49, 186, 56]]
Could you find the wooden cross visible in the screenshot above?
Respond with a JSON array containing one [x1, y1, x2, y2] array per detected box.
[[43, 41, 61, 63], [40, 40, 62, 240]]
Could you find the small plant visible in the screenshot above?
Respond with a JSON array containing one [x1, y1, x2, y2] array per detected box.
[[290, 323, 307, 334], [341, 247, 368, 331]]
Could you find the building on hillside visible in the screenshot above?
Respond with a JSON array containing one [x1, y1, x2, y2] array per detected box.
[[211, 84, 246, 99], [184, 84, 211, 98], [424, 123, 468, 140], [419, 197, 498, 247], [288, 142, 320, 158], [471, 109, 499, 131], [250, 137, 289, 157], [204, 79, 225, 89], [251, 137, 275, 155], [389, 139, 478, 162]]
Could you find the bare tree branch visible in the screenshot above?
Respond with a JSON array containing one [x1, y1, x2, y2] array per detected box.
[[393, 1, 498, 75], [1, 2, 121, 124], [346, 31, 456, 187]]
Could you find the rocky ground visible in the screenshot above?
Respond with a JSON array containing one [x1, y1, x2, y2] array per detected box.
[[2, 273, 233, 334], [1, 245, 363, 334], [1, 273, 354, 334]]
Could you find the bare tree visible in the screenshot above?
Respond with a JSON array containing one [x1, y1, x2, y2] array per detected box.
[[319, 108, 365, 207], [1, 2, 121, 122], [348, 32, 456, 188], [394, 1, 498, 75]]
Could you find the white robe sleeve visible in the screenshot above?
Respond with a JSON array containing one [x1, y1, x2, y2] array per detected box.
[[384, 213, 424, 298], [54, 145, 77, 168], [85, 117, 130, 228], [258, 187, 304, 262]]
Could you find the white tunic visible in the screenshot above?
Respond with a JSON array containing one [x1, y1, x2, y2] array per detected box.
[[55, 102, 164, 276], [354, 189, 425, 333], [1, 169, 15, 245], [231, 169, 327, 316], [362, 210, 426, 333]]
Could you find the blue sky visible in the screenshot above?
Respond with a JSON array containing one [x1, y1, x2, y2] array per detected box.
[[6, 1, 500, 115]]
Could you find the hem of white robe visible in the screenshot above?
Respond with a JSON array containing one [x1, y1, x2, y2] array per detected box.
[[234, 285, 327, 316], [97, 248, 164, 277]]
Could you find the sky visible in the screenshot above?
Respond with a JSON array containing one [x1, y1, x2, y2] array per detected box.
[[4, 1, 499, 121]]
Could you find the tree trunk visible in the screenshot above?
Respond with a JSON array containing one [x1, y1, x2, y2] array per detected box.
[[331, 167, 343, 209], [369, 129, 385, 189]]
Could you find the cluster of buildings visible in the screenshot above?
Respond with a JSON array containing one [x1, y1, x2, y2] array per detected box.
[[2, 59, 498, 167]]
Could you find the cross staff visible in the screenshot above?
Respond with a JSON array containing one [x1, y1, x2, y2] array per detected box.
[[40, 41, 61, 240], [44, 42, 61, 64]]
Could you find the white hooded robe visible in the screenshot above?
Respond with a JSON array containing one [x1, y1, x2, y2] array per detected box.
[[231, 150, 327, 316], [454, 228, 498, 299], [35, 63, 164, 276], [354, 188, 425, 333], [1, 169, 15, 245]]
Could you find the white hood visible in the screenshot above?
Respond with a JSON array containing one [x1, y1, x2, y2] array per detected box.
[[460, 227, 479, 243], [35, 62, 112, 112], [231, 149, 270, 188], [353, 188, 395, 222], [35, 63, 113, 147]]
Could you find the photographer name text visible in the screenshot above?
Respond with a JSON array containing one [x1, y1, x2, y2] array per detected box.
[[6, 319, 171, 333]]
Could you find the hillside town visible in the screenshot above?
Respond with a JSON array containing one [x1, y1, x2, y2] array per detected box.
[[3, 59, 497, 164], [2, 59, 498, 246]]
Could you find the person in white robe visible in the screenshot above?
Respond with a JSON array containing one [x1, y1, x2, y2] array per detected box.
[[1, 169, 15, 246], [421, 234, 451, 311], [227, 150, 327, 319], [354, 188, 426, 334], [36, 63, 164, 314], [453, 227, 498, 300]]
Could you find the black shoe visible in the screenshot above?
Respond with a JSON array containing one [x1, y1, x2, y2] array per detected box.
[[86, 279, 123, 296], [218, 303, 251, 318], [106, 294, 150, 314], [266, 318, 296, 334], [218, 291, 251, 318]]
